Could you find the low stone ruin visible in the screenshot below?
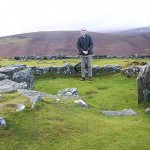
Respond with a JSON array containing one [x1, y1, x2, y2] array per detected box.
[[13, 54, 150, 60], [1, 61, 149, 128], [137, 62, 150, 104], [0, 61, 149, 112], [74, 62, 122, 74], [103, 64, 122, 73], [123, 65, 141, 78]]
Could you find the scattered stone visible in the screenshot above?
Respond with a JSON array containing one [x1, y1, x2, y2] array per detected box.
[[145, 108, 150, 113], [57, 88, 78, 97], [56, 98, 61, 103], [0, 117, 6, 127], [101, 109, 137, 116], [16, 104, 25, 112], [31, 95, 42, 109], [74, 100, 88, 108]]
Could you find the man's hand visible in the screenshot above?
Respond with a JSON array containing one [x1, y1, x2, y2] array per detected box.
[[83, 51, 88, 54]]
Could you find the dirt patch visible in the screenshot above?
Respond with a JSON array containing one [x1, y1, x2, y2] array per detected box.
[[5, 104, 17, 108], [85, 91, 98, 95], [97, 86, 109, 90], [125, 61, 147, 67]]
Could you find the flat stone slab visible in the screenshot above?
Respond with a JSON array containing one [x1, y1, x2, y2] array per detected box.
[[17, 89, 57, 99], [101, 109, 137, 116]]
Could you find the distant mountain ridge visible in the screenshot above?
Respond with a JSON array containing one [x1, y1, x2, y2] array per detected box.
[[114, 26, 150, 35], [0, 27, 150, 58]]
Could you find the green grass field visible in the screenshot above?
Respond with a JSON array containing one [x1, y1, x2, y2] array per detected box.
[[0, 59, 150, 150], [0, 58, 149, 67]]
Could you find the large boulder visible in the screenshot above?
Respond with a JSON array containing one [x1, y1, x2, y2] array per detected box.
[[0, 73, 8, 80], [0, 79, 27, 93], [137, 63, 150, 104], [12, 68, 34, 89], [0, 64, 26, 79]]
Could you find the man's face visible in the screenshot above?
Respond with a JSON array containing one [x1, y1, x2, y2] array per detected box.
[[81, 28, 87, 37]]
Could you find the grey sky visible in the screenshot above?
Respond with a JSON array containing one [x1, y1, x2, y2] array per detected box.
[[0, 0, 150, 37]]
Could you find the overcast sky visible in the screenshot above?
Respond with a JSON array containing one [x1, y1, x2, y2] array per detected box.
[[0, 0, 150, 37]]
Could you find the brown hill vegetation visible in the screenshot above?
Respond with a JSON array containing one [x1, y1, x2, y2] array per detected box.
[[0, 30, 150, 58]]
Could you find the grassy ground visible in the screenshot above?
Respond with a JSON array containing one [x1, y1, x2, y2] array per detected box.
[[0, 58, 149, 67], [0, 59, 150, 150]]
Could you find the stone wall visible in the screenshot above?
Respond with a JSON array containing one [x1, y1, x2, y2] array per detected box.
[[0, 62, 148, 104], [13, 54, 150, 60]]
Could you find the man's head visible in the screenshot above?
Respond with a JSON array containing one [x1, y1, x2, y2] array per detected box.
[[81, 27, 87, 37]]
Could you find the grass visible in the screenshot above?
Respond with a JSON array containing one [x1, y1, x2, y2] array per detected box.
[[0, 58, 149, 67], [0, 59, 150, 150]]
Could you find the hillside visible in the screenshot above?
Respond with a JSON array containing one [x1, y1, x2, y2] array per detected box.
[[0, 29, 150, 57], [114, 26, 150, 35]]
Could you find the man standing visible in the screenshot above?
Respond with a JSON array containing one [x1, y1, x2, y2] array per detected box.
[[77, 27, 93, 81]]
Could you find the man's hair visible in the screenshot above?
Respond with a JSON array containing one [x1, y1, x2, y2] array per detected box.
[[81, 27, 87, 31]]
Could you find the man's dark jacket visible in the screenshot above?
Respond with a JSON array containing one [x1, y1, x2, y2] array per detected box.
[[77, 34, 93, 55]]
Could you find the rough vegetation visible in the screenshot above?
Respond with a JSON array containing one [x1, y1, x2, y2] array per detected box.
[[0, 58, 150, 150], [1, 29, 150, 57]]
